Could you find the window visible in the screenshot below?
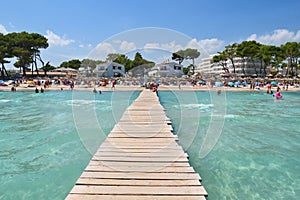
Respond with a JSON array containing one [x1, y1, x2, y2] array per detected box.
[[118, 66, 122, 70], [160, 66, 167, 70], [113, 66, 116, 69]]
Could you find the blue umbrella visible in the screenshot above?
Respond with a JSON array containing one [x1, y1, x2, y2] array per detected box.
[[235, 81, 241, 85], [242, 81, 248, 85], [215, 82, 223, 87], [0, 80, 4, 83], [270, 81, 277, 85], [228, 82, 234, 87]]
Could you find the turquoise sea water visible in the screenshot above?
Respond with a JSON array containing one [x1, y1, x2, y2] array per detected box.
[[0, 90, 139, 200], [159, 90, 300, 200], [0, 90, 299, 199]]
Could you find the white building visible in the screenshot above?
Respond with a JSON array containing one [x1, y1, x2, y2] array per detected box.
[[148, 62, 184, 77], [196, 54, 224, 79], [197, 55, 267, 78], [78, 66, 92, 77], [94, 62, 125, 77]]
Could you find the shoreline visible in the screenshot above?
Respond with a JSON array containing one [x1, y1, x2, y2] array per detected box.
[[1, 85, 300, 92]]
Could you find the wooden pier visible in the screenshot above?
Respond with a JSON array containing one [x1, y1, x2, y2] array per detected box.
[[66, 90, 207, 200]]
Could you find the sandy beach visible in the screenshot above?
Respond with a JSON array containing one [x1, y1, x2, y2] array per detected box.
[[1, 84, 300, 92]]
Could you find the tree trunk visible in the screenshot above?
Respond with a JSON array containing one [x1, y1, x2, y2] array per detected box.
[[31, 62, 34, 76], [1, 63, 5, 78], [23, 66, 26, 77], [37, 54, 45, 76], [242, 58, 245, 75], [259, 60, 263, 77], [192, 58, 195, 74], [286, 58, 291, 76], [252, 59, 257, 76], [230, 58, 236, 73], [34, 53, 39, 76], [1, 63, 8, 77]]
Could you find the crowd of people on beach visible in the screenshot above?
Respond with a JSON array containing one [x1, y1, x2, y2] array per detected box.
[[2, 76, 300, 95]]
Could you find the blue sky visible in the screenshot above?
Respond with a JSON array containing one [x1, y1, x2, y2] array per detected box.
[[1, 0, 300, 68]]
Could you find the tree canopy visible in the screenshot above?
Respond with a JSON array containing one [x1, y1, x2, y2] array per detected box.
[[213, 41, 300, 77], [106, 52, 154, 73], [59, 59, 82, 70], [0, 31, 48, 77], [172, 48, 200, 74]]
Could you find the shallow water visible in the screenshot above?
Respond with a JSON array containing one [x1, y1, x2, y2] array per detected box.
[[0, 90, 139, 199], [158, 90, 300, 200], [1, 89, 299, 199]]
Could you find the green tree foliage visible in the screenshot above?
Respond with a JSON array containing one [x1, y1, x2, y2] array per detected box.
[[214, 41, 300, 78], [59, 59, 82, 70], [5, 31, 48, 76], [172, 50, 184, 64], [280, 42, 300, 76], [0, 33, 12, 78], [106, 53, 132, 72], [81, 58, 105, 70], [212, 53, 229, 73], [237, 41, 261, 75], [40, 61, 55, 74], [223, 43, 238, 74], [184, 48, 200, 74], [172, 48, 200, 74]]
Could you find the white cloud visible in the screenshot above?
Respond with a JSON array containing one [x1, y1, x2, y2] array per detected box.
[[186, 38, 224, 56], [88, 42, 117, 60], [119, 41, 136, 52], [95, 42, 116, 53], [144, 41, 182, 52], [45, 30, 74, 47], [246, 29, 300, 45], [0, 24, 8, 34], [79, 44, 84, 48]]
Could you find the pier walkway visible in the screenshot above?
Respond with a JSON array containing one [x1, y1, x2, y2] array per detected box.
[[66, 90, 207, 200]]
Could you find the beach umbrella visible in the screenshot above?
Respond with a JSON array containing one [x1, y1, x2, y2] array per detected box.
[[215, 82, 223, 87], [242, 81, 248, 85], [271, 81, 277, 85], [235, 81, 241, 85], [0, 80, 4, 83], [228, 82, 234, 87]]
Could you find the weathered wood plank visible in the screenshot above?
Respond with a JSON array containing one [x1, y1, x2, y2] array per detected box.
[[87, 160, 191, 167], [69, 185, 207, 195], [66, 194, 206, 200], [91, 156, 189, 163], [75, 177, 201, 186], [85, 165, 195, 173], [94, 151, 188, 157], [80, 172, 201, 180]]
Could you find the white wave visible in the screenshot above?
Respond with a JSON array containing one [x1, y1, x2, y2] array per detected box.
[[0, 99, 10, 103], [174, 103, 213, 111]]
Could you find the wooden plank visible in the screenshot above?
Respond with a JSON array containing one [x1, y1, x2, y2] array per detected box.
[[87, 160, 191, 167], [107, 134, 177, 138], [94, 151, 188, 157], [91, 156, 189, 162], [85, 165, 195, 173], [75, 177, 201, 186], [96, 148, 184, 153], [80, 172, 201, 180], [99, 144, 180, 148], [69, 185, 207, 195], [66, 194, 206, 200], [104, 138, 177, 143]]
